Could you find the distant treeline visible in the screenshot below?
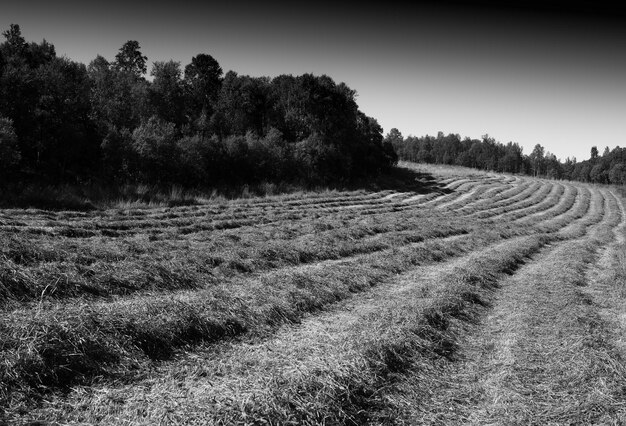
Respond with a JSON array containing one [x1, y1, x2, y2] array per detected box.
[[388, 129, 626, 185], [0, 25, 397, 187]]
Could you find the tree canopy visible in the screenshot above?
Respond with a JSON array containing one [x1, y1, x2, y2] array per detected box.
[[391, 132, 626, 185], [114, 40, 147, 78], [0, 25, 396, 187]]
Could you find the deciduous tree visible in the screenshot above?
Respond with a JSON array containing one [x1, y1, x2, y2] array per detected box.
[[150, 61, 185, 126], [530, 144, 545, 176], [0, 116, 20, 175], [114, 40, 147, 79], [184, 53, 223, 126]]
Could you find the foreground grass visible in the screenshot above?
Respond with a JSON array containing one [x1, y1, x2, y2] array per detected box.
[[13, 234, 551, 425], [0, 226, 512, 407], [0, 212, 470, 303]]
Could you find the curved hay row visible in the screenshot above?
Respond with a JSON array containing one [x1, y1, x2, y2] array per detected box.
[[473, 181, 546, 218], [22, 180, 620, 425], [492, 182, 565, 222], [0, 215, 470, 305], [436, 181, 507, 210], [1, 167, 620, 419], [421, 178, 503, 208], [515, 183, 577, 224], [456, 178, 537, 215], [0, 224, 527, 404]]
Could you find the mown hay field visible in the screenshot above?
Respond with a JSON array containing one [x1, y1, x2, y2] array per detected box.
[[2, 161, 626, 425]]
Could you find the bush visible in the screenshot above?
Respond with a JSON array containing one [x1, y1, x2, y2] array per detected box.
[[131, 116, 179, 184], [295, 135, 349, 183], [246, 128, 294, 181], [101, 127, 134, 181], [176, 134, 209, 185], [0, 116, 20, 177]]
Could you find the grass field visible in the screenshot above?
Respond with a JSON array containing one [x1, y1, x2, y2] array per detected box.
[[2, 161, 626, 425]]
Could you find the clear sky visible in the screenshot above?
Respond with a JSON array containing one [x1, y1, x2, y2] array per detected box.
[[2, 1, 625, 162]]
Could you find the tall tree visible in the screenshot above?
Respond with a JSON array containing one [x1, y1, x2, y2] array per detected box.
[[114, 40, 147, 79], [33, 57, 96, 177], [88, 55, 150, 132], [609, 163, 626, 185], [499, 142, 523, 173], [0, 26, 57, 171], [530, 144, 545, 176], [0, 116, 20, 176], [184, 53, 223, 126], [385, 128, 404, 146], [149, 60, 185, 126], [214, 71, 270, 137], [1, 24, 26, 57]]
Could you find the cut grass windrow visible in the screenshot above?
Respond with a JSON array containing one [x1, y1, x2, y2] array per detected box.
[[25, 192, 427, 239], [478, 180, 554, 220], [1, 164, 622, 423], [436, 182, 503, 210], [551, 187, 602, 237], [536, 185, 590, 233], [84, 176, 518, 240], [0, 213, 471, 305], [494, 182, 565, 221], [18, 234, 554, 425], [421, 179, 496, 208], [441, 182, 513, 211], [454, 178, 533, 213], [0, 221, 546, 404], [472, 180, 543, 218], [0, 190, 407, 237], [0, 180, 606, 405], [515, 183, 577, 223], [379, 199, 624, 424]]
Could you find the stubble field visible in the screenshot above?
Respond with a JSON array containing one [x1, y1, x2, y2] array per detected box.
[[2, 161, 626, 425]]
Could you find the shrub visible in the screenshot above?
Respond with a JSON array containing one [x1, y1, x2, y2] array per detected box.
[[131, 116, 179, 184], [0, 116, 20, 177], [101, 126, 134, 181], [295, 135, 349, 183], [176, 134, 209, 185]]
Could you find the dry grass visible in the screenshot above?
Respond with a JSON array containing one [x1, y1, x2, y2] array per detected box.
[[371, 193, 626, 425], [13, 235, 549, 425], [2, 162, 626, 424]]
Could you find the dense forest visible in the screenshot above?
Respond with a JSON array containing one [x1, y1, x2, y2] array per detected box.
[[388, 129, 626, 185], [0, 24, 397, 188], [2, 24, 624, 196]]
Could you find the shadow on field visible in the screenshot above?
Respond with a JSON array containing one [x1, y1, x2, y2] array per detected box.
[[352, 166, 453, 195], [0, 167, 451, 211]]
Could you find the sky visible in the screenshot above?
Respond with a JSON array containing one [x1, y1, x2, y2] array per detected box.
[[1, 0, 625, 162]]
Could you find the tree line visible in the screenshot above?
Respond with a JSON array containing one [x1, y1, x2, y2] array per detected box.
[[0, 25, 397, 188], [388, 129, 626, 185]]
